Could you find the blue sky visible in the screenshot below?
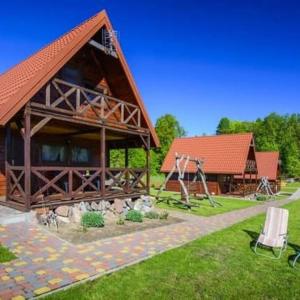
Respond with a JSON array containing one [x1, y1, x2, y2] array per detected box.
[[0, 0, 299, 135]]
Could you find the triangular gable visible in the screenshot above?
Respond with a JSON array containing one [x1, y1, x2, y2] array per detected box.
[[0, 10, 159, 146]]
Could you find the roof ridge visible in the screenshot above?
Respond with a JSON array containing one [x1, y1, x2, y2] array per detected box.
[[0, 9, 159, 147], [0, 10, 104, 79], [174, 132, 253, 140]]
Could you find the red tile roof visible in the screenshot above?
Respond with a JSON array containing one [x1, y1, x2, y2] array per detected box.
[[256, 151, 280, 181], [0, 10, 159, 146], [161, 133, 254, 174]]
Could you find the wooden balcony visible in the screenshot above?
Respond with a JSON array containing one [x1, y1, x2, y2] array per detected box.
[[30, 78, 146, 134], [6, 164, 147, 208], [245, 159, 257, 173]]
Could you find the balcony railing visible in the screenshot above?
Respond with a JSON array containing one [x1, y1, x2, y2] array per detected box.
[[6, 164, 147, 205], [245, 159, 257, 173], [30, 78, 144, 131]]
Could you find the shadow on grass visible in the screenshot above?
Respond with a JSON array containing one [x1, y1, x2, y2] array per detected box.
[[243, 229, 260, 249], [288, 242, 300, 267], [244, 230, 300, 263], [243, 229, 259, 242], [243, 229, 275, 255], [156, 196, 201, 211], [288, 254, 299, 267]]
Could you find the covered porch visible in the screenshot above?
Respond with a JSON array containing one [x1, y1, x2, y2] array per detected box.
[[3, 78, 151, 211], [230, 159, 258, 196]]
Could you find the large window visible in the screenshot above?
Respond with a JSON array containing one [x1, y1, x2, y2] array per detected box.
[[42, 145, 65, 163], [72, 147, 90, 163]]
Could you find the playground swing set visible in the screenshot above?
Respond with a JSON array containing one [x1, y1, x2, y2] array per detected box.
[[256, 176, 275, 199], [156, 153, 221, 209]]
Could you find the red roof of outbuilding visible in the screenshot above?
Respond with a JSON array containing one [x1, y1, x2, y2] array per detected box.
[[161, 133, 254, 174], [0, 10, 159, 146], [255, 151, 279, 181]]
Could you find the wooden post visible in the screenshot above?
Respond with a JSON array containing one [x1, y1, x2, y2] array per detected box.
[[146, 134, 151, 194], [5, 122, 11, 163], [125, 146, 129, 192], [68, 169, 73, 198], [24, 108, 31, 211], [5, 122, 12, 201], [242, 172, 245, 197], [249, 170, 252, 193], [229, 175, 232, 194], [100, 127, 106, 197]]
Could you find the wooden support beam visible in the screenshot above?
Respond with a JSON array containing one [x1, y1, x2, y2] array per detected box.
[[24, 108, 31, 211], [30, 117, 52, 137], [45, 83, 51, 106], [5, 122, 12, 201], [146, 134, 151, 194], [100, 127, 106, 197], [139, 134, 148, 149], [30, 108, 149, 137], [88, 39, 118, 58], [242, 172, 245, 197], [5, 122, 12, 164]]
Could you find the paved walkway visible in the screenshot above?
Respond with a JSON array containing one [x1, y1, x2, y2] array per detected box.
[[0, 190, 299, 299]]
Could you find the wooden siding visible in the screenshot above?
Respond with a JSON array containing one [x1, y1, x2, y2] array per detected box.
[[166, 180, 221, 195], [0, 128, 6, 196]]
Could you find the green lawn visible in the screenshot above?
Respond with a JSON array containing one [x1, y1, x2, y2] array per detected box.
[[0, 244, 16, 263], [274, 194, 289, 201], [281, 181, 300, 194], [152, 189, 259, 216], [45, 199, 300, 300], [150, 174, 165, 189]]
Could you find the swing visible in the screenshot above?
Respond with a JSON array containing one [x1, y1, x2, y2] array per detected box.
[[156, 153, 221, 208], [156, 154, 195, 208], [256, 176, 274, 198]]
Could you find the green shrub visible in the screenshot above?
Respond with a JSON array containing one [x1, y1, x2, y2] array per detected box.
[[116, 217, 125, 225], [81, 212, 104, 228], [256, 194, 268, 201], [144, 211, 160, 219], [126, 210, 143, 222], [159, 211, 169, 220]]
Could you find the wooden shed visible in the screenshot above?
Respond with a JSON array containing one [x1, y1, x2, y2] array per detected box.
[[0, 10, 159, 211], [161, 133, 258, 196]]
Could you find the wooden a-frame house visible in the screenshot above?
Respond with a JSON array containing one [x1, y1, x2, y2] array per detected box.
[[161, 133, 258, 196], [0, 10, 159, 211]]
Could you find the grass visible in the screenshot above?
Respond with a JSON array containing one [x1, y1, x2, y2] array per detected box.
[[281, 181, 300, 194], [45, 199, 300, 300], [152, 188, 259, 216], [274, 194, 289, 201], [150, 174, 165, 189], [0, 244, 16, 263]]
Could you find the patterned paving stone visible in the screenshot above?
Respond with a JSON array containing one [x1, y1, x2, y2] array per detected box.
[[0, 190, 299, 299]]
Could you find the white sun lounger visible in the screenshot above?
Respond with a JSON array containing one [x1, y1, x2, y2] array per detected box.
[[254, 207, 289, 259]]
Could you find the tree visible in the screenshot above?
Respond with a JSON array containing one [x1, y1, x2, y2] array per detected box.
[[216, 117, 231, 134], [215, 113, 300, 178], [154, 114, 186, 171]]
